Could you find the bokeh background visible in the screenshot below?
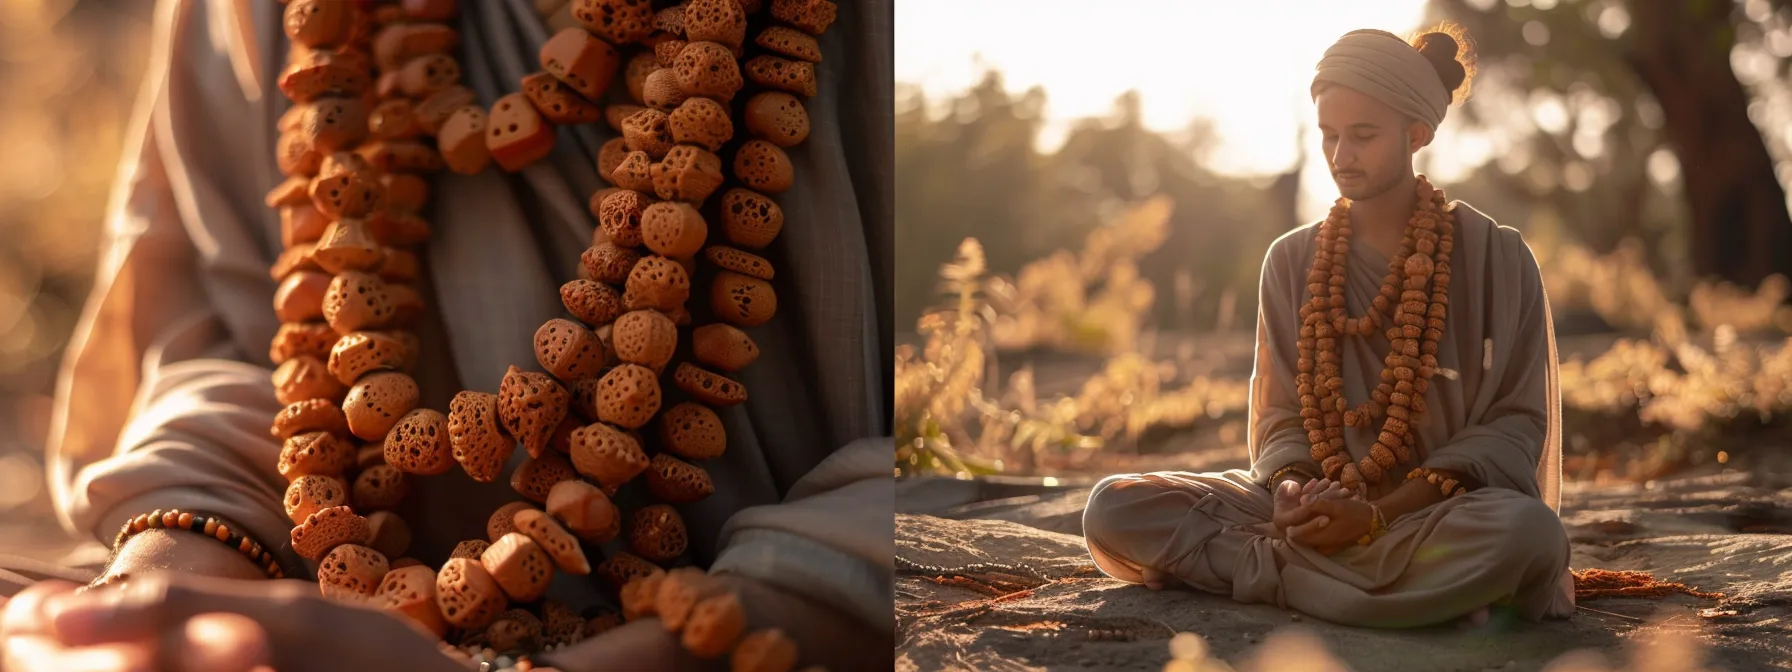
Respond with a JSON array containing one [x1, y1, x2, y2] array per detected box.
[[1, 0, 1790, 585], [894, 0, 1792, 481], [0, 0, 153, 563]]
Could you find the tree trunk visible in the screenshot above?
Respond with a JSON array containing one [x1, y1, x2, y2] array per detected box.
[[1624, 0, 1792, 288]]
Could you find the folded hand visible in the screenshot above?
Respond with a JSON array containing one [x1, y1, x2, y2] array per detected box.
[[2, 572, 467, 672], [539, 573, 887, 672], [1286, 496, 1374, 556], [1272, 477, 1352, 535]]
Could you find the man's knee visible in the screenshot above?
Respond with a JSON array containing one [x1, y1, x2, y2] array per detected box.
[[1084, 473, 1179, 548], [1083, 473, 1138, 544], [1490, 494, 1570, 566]]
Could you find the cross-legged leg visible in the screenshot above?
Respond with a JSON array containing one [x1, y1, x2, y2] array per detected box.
[[1082, 469, 1277, 598], [1084, 469, 1575, 628]]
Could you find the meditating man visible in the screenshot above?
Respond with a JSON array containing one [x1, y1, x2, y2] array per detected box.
[[1081, 26, 1577, 628]]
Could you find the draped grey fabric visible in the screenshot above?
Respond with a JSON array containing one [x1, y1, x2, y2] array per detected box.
[[1243, 203, 1562, 509], [45, 0, 893, 629], [1082, 204, 1572, 626]]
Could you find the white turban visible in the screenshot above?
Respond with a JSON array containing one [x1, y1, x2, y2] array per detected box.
[[1311, 29, 1451, 129]]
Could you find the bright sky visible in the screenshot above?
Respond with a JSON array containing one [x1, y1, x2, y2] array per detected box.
[[894, 0, 1499, 222]]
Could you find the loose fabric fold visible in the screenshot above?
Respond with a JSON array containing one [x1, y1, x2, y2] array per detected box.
[[1090, 203, 1572, 627]]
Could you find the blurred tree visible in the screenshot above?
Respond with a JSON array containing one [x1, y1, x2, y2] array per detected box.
[[895, 74, 1092, 327], [1434, 0, 1792, 289], [895, 75, 1301, 337], [1051, 93, 1301, 334]]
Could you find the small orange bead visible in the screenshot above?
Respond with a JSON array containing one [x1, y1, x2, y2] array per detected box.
[[240, 537, 253, 553], [131, 514, 149, 532], [216, 524, 231, 541], [177, 512, 194, 529], [204, 519, 219, 536], [148, 509, 165, 527]]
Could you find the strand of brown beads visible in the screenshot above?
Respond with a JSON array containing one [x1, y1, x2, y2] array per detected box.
[[267, 0, 441, 616], [552, 0, 827, 667], [269, 0, 609, 665], [1403, 467, 1467, 498], [1298, 176, 1455, 498], [448, 0, 827, 667], [269, 1, 834, 669]]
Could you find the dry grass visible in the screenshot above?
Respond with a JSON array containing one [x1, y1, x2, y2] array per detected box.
[[899, 198, 1792, 479], [982, 197, 1171, 356], [1540, 236, 1792, 338], [895, 198, 1250, 476], [1560, 335, 1792, 434]]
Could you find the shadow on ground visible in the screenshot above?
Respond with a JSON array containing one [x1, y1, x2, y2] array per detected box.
[[895, 469, 1792, 671]]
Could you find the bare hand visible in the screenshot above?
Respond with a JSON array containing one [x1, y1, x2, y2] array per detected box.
[[1287, 497, 1374, 556], [3, 580, 165, 672], [539, 573, 888, 672], [535, 614, 684, 671], [1300, 478, 1352, 506], [1272, 478, 1350, 534], [5, 572, 464, 672]]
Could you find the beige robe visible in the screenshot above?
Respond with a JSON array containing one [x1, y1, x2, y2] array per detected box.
[[43, 0, 894, 631], [1082, 203, 1573, 627]]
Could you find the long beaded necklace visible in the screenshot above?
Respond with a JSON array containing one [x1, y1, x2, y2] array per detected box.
[[264, 0, 834, 667], [1298, 176, 1455, 499]]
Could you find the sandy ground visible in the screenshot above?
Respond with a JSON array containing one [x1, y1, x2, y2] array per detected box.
[[895, 468, 1792, 671]]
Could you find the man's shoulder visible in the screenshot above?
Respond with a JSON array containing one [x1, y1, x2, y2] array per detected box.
[[1448, 199, 1528, 247], [1450, 199, 1544, 278], [1264, 221, 1322, 265]]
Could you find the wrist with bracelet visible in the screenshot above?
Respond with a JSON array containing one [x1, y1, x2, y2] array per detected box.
[[98, 508, 293, 583], [1355, 502, 1388, 547], [1405, 467, 1471, 499], [1269, 462, 1319, 487]]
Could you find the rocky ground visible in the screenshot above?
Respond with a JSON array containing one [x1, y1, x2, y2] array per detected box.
[[895, 465, 1792, 671]]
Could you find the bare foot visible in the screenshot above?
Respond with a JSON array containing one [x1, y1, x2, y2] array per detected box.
[[1559, 567, 1577, 609], [1142, 567, 1181, 591], [1455, 605, 1491, 629]]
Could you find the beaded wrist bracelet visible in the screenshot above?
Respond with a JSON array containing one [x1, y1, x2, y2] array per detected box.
[[1270, 463, 1320, 485], [1355, 503, 1389, 547], [458, 650, 551, 672], [110, 508, 289, 580], [1404, 468, 1468, 499]]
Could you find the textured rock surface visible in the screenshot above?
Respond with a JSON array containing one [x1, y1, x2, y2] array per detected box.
[[897, 471, 1792, 671]]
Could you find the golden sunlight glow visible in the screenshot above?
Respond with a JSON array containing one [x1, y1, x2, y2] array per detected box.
[[895, 0, 1509, 222]]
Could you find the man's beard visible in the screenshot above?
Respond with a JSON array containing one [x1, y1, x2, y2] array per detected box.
[[1334, 169, 1402, 201]]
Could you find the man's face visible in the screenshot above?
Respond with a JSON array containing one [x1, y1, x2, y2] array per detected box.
[[1316, 85, 1419, 201]]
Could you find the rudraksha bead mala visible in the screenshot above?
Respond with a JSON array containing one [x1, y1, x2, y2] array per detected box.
[[249, 0, 840, 668], [1297, 176, 1457, 497]]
